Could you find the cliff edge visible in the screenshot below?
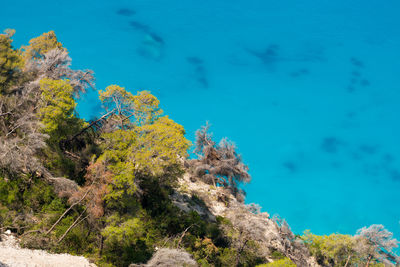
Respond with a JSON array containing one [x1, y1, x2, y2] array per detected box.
[[172, 173, 319, 267]]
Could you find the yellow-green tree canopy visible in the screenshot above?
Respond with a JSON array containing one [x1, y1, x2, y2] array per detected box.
[[302, 230, 387, 267], [99, 84, 135, 128], [0, 29, 23, 93], [302, 230, 356, 266], [258, 258, 296, 267], [97, 88, 188, 201], [133, 116, 190, 175], [99, 86, 162, 128], [22, 30, 63, 62], [99, 129, 138, 201], [97, 115, 190, 201], [132, 90, 163, 126], [39, 78, 83, 141]]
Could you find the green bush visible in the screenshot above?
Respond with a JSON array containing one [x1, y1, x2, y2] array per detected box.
[[257, 258, 296, 267]]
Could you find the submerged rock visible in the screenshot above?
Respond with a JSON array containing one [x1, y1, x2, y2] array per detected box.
[[137, 33, 164, 61]]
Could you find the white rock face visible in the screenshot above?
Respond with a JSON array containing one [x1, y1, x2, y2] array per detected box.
[[173, 173, 320, 267], [0, 234, 95, 267]]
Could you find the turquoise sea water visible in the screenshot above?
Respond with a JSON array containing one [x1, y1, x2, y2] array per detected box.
[[2, 0, 400, 241]]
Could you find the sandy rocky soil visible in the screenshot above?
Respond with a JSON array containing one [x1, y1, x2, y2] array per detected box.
[[0, 232, 95, 267]]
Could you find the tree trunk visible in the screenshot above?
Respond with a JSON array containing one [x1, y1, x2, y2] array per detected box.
[[344, 254, 351, 267], [99, 234, 104, 256], [177, 225, 195, 248], [62, 108, 116, 149], [57, 210, 88, 243], [365, 255, 372, 267], [46, 179, 95, 235], [234, 250, 241, 267], [84, 226, 92, 241], [235, 240, 248, 267]]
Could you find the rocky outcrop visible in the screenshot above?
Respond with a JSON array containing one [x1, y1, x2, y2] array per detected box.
[[129, 248, 198, 267], [0, 233, 95, 267], [172, 173, 319, 267]]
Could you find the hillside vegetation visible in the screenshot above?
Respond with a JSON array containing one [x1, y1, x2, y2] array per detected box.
[[0, 29, 398, 266]]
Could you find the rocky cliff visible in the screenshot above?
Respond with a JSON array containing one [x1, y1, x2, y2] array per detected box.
[[171, 173, 319, 266]]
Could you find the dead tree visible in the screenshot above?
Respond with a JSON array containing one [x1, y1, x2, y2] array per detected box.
[[189, 123, 250, 201], [356, 224, 399, 266]]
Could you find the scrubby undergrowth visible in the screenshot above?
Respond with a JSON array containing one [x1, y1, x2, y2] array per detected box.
[[0, 29, 398, 267]]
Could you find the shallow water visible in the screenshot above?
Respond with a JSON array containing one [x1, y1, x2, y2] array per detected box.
[[2, 0, 400, 240]]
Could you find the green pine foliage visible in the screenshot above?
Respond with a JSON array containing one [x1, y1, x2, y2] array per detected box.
[[302, 230, 387, 267], [257, 258, 296, 267], [39, 78, 82, 138], [22, 30, 63, 62], [39, 78, 86, 181], [0, 29, 23, 93]]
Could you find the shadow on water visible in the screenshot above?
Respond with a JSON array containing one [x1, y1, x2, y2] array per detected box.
[[350, 57, 365, 68], [245, 43, 324, 73], [363, 163, 381, 177], [346, 57, 371, 93], [128, 20, 165, 61], [330, 161, 342, 169], [246, 44, 280, 66], [116, 8, 136, 17], [359, 144, 378, 155], [383, 153, 395, 164], [360, 79, 370, 87], [282, 161, 298, 173], [289, 68, 310, 78], [129, 21, 151, 32], [321, 137, 345, 154], [187, 56, 203, 65], [129, 21, 164, 44], [186, 56, 209, 88], [389, 169, 400, 182]]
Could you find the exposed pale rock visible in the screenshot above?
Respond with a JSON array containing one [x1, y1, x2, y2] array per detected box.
[[172, 173, 320, 267], [0, 234, 95, 267]]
